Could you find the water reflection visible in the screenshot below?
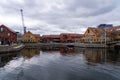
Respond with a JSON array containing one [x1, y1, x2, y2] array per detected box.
[[20, 47, 120, 65], [0, 47, 119, 80], [0, 52, 19, 67], [21, 48, 40, 59]]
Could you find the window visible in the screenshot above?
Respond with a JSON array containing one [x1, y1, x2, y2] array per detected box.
[[0, 28, 3, 32], [8, 33, 10, 36], [88, 30, 89, 33]]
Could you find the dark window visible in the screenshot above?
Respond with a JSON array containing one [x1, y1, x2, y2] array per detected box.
[[88, 30, 89, 33]]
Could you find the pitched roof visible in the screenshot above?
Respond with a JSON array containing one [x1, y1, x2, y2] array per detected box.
[[101, 26, 120, 35], [0, 25, 16, 33], [88, 27, 105, 34], [34, 34, 40, 38], [110, 26, 120, 32], [42, 35, 60, 38], [60, 33, 83, 36]]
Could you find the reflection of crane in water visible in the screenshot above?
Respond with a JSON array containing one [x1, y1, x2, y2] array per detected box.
[[16, 57, 25, 80], [16, 48, 40, 80]]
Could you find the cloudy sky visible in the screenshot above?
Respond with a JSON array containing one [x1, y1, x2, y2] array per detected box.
[[0, 0, 120, 35]]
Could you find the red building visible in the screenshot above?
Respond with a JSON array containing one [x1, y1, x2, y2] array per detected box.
[[109, 26, 120, 41], [42, 35, 60, 43], [0, 25, 17, 45], [60, 33, 84, 43]]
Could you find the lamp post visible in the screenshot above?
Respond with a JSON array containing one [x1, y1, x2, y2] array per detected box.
[[104, 29, 107, 45], [104, 28, 107, 45], [100, 32, 104, 44], [105, 32, 106, 45]]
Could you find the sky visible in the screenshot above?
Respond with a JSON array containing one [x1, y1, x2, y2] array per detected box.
[[0, 0, 120, 35]]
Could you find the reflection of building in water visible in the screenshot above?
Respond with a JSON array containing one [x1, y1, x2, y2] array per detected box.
[[60, 47, 76, 55], [83, 49, 103, 64], [21, 48, 40, 59], [83, 49, 120, 65], [41, 46, 76, 55], [41, 46, 60, 52], [106, 49, 120, 64], [41, 46, 85, 55], [0, 53, 18, 67]]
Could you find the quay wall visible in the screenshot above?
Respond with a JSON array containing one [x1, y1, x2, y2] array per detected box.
[[24, 43, 109, 48], [74, 43, 108, 48], [24, 43, 67, 48], [0, 44, 25, 53]]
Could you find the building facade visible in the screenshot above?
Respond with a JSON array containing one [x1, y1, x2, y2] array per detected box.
[[82, 27, 110, 43], [22, 31, 40, 43], [0, 25, 17, 45], [42, 35, 60, 43], [60, 33, 83, 43], [110, 26, 120, 41]]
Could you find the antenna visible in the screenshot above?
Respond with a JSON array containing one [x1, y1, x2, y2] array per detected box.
[[20, 9, 26, 34]]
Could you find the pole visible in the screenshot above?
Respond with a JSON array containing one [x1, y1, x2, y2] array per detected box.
[[105, 29, 106, 45]]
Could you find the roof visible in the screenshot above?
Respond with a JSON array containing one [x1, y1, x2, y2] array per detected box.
[[42, 35, 60, 38], [0, 25, 16, 33], [60, 33, 83, 36], [88, 27, 105, 33], [100, 26, 120, 34], [34, 34, 40, 38], [86, 26, 120, 36]]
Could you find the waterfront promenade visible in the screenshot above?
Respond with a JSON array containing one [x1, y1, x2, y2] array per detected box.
[[24, 43, 108, 48], [24, 42, 120, 48], [0, 42, 119, 53]]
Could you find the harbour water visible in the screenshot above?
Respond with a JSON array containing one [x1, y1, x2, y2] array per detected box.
[[0, 47, 120, 80]]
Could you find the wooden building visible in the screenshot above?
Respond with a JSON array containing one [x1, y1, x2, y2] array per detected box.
[[82, 27, 111, 43], [60, 33, 83, 43], [22, 31, 40, 43], [21, 48, 39, 59], [0, 25, 17, 45], [110, 26, 120, 41], [42, 35, 60, 43]]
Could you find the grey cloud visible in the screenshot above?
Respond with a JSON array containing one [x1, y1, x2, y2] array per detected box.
[[0, 0, 119, 34]]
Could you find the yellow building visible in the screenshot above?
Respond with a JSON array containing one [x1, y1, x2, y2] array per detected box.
[[82, 27, 110, 43], [22, 31, 40, 43]]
